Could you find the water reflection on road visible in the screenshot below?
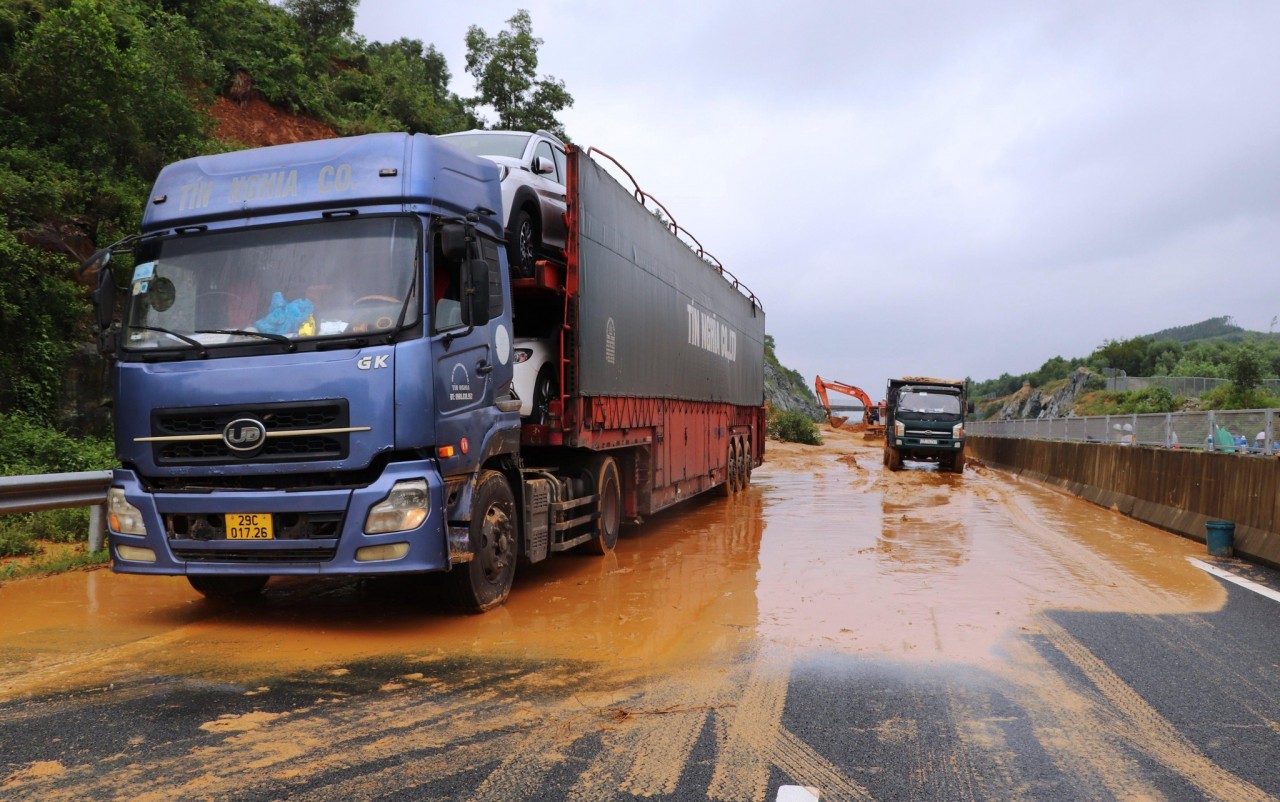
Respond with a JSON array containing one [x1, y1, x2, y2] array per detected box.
[[1, 427, 1256, 802], [1, 428, 1223, 698]]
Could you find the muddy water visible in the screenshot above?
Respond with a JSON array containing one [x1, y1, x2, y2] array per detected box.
[[0, 427, 1223, 696], [0, 426, 1246, 801]]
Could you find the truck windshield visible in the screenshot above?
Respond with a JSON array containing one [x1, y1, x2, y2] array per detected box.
[[900, 391, 961, 415], [123, 216, 420, 352]]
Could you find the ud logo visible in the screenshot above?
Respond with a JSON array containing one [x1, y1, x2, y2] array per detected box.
[[224, 418, 267, 453]]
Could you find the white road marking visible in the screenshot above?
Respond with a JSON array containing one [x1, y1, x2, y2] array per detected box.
[[1188, 558, 1280, 604], [776, 786, 821, 801]]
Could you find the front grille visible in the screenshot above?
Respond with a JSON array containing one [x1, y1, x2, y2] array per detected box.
[[150, 400, 349, 465], [164, 511, 344, 540], [905, 428, 949, 438], [170, 545, 338, 563]]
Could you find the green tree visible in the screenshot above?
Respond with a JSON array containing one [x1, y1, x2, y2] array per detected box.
[[363, 38, 475, 133], [1090, 336, 1153, 376], [1228, 343, 1266, 393], [284, 0, 356, 43], [464, 9, 572, 137], [0, 227, 87, 419]]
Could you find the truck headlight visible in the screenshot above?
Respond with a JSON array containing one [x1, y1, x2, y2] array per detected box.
[[365, 479, 429, 534], [952, 424, 964, 439], [107, 488, 146, 535], [894, 420, 905, 437]]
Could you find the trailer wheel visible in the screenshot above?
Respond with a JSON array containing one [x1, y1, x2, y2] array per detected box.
[[585, 456, 621, 555], [740, 437, 753, 488], [187, 575, 268, 601], [718, 438, 739, 496], [447, 470, 517, 612]]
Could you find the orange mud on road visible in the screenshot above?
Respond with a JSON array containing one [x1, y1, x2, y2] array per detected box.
[[1, 426, 1256, 801]]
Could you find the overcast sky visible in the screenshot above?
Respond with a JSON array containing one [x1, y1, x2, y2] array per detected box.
[[354, 1, 1280, 396]]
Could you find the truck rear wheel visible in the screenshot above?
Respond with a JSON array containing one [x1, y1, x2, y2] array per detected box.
[[447, 470, 517, 612], [585, 456, 621, 555], [732, 440, 747, 488], [187, 575, 268, 601]]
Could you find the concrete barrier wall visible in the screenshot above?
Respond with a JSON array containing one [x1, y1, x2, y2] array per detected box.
[[968, 436, 1280, 567]]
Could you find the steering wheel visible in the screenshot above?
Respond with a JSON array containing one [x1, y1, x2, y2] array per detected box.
[[353, 295, 400, 305]]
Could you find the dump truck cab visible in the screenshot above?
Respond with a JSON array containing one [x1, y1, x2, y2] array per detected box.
[[883, 377, 970, 473]]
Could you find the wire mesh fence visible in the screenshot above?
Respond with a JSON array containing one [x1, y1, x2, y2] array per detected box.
[[969, 408, 1279, 454], [1104, 376, 1280, 396]]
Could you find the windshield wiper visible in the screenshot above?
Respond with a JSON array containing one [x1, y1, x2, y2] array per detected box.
[[128, 325, 208, 358], [385, 285, 419, 345], [195, 329, 296, 351]]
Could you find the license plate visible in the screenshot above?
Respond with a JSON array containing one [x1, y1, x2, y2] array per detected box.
[[226, 513, 273, 540], [919, 438, 938, 445]]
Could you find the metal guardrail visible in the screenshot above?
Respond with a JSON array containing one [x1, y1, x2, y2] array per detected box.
[[969, 408, 1279, 453], [0, 470, 112, 552]]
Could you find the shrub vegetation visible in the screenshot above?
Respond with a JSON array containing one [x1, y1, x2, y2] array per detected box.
[[768, 409, 823, 445]]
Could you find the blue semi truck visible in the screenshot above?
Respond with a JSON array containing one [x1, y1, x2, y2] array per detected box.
[[84, 133, 765, 611]]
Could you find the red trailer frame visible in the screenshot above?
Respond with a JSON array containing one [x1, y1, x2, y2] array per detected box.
[[513, 145, 765, 519]]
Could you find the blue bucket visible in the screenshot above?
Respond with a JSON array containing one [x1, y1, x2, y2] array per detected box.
[[1206, 520, 1235, 557]]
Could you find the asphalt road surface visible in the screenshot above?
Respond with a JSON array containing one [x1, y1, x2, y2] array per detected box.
[[3, 427, 1279, 801]]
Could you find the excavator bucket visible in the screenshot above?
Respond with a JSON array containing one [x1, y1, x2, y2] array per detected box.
[[828, 413, 849, 428]]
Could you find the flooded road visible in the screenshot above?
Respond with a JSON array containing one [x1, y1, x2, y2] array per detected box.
[[3, 427, 1280, 801]]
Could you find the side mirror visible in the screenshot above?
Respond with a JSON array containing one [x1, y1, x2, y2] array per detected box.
[[967, 401, 975, 414], [532, 156, 554, 176], [92, 266, 116, 332], [461, 258, 490, 326], [80, 247, 112, 277], [440, 224, 467, 261]]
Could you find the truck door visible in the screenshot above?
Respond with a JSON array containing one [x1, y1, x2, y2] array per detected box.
[[430, 233, 511, 475]]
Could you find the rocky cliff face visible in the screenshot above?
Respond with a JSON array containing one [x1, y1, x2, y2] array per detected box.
[[996, 367, 1093, 420], [765, 360, 823, 420]]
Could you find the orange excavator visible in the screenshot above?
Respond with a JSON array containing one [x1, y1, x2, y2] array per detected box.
[[814, 376, 885, 435]]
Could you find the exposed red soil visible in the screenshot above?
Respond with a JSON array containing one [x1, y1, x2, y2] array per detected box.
[[209, 96, 337, 147]]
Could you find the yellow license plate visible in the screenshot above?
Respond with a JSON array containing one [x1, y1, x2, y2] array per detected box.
[[225, 513, 273, 540]]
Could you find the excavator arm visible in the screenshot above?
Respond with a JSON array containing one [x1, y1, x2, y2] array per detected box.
[[814, 376, 883, 432]]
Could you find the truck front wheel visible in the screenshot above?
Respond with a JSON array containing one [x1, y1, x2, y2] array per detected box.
[[887, 445, 904, 471], [585, 456, 621, 555], [447, 470, 517, 612]]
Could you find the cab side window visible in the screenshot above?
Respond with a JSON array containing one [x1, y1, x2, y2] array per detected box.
[[480, 237, 504, 319], [432, 235, 463, 331]]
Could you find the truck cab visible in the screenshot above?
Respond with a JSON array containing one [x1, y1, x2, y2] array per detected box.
[[90, 134, 525, 609], [883, 378, 971, 473]]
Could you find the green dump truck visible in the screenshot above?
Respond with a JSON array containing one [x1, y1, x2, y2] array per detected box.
[[883, 377, 972, 474]]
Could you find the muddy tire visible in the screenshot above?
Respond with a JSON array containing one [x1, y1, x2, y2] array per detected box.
[[584, 456, 622, 555], [887, 445, 904, 471], [507, 207, 538, 278], [187, 575, 268, 601], [718, 439, 738, 496], [447, 470, 517, 612], [740, 437, 752, 489], [950, 448, 966, 474]]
